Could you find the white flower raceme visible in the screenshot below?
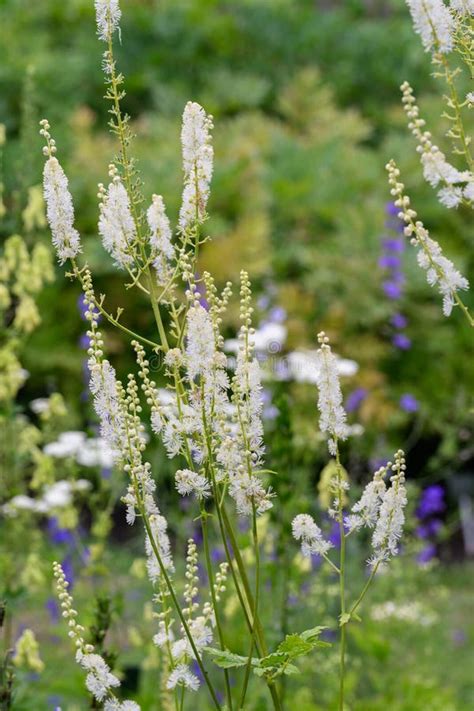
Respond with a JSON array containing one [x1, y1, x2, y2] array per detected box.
[[147, 194, 175, 286], [400, 82, 472, 208], [175, 469, 211, 499], [450, 0, 474, 13], [53, 564, 139, 709], [371, 451, 408, 566], [43, 157, 81, 264], [464, 181, 474, 202], [292, 514, 333, 557], [179, 102, 214, 230], [98, 176, 137, 269], [415, 231, 469, 315], [235, 350, 265, 457], [315, 332, 349, 455], [386, 160, 470, 316], [345, 465, 387, 533], [88, 359, 125, 452], [437, 185, 464, 209], [185, 303, 216, 380], [104, 700, 141, 711], [77, 651, 120, 702], [228, 475, 274, 516], [95, 0, 121, 41], [144, 513, 174, 582], [406, 0, 454, 53], [166, 664, 200, 692]]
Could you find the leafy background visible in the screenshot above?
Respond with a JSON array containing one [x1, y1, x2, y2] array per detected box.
[[0, 0, 473, 709]]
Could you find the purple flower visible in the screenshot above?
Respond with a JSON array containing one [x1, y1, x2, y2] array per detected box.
[[61, 556, 75, 588], [392, 333, 412, 350], [382, 238, 404, 253], [417, 543, 437, 564], [385, 202, 399, 217], [391, 313, 408, 329], [45, 598, 60, 623], [47, 518, 75, 546], [268, 306, 287, 324], [399, 393, 419, 413], [211, 547, 225, 564], [383, 281, 403, 300], [417, 485, 445, 518], [378, 255, 401, 269], [328, 521, 341, 549], [416, 519, 442, 539], [345, 387, 368, 413]]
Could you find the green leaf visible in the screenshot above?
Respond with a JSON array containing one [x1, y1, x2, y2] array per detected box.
[[204, 647, 249, 669], [277, 634, 314, 658], [300, 626, 327, 643], [339, 613, 351, 626], [258, 652, 287, 669]]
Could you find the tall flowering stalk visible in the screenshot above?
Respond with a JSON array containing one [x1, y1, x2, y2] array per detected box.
[[41, 2, 410, 709], [293, 333, 408, 711], [386, 3, 474, 325]]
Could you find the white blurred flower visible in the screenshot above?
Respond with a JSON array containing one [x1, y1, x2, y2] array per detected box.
[[76, 438, 117, 468]]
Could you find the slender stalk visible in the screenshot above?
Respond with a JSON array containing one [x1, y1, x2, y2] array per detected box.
[[348, 563, 380, 619], [201, 502, 234, 711], [335, 446, 347, 711], [139, 500, 222, 710], [238, 504, 260, 709]]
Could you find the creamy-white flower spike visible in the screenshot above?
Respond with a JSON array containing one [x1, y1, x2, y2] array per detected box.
[[406, 0, 454, 53]]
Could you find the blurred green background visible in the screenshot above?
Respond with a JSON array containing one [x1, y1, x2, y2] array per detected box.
[[0, 0, 473, 709]]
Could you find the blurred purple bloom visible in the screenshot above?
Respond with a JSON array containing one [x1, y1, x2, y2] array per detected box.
[[399, 393, 419, 412], [61, 556, 75, 588], [385, 202, 399, 217], [417, 543, 437, 564], [382, 238, 404, 253], [257, 294, 271, 310], [391, 313, 408, 329], [345, 387, 368, 412], [328, 521, 341, 549], [416, 519, 442, 539], [379, 255, 401, 269], [383, 281, 403, 300], [211, 547, 225, 564], [417, 485, 445, 518], [268, 306, 287, 323], [79, 333, 91, 350], [452, 629, 467, 646], [45, 598, 60, 623], [392, 333, 412, 350], [48, 518, 75, 546]]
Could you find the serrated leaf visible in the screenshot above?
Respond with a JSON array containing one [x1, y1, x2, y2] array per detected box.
[[283, 663, 301, 676], [204, 647, 249, 669], [277, 634, 313, 658], [300, 626, 327, 643], [339, 613, 351, 626], [258, 652, 287, 669]]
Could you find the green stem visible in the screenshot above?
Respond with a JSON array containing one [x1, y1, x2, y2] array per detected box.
[[139, 505, 222, 710], [348, 563, 380, 619], [201, 502, 234, 711], [239, 504, 260, 709], [336, 446, 346, 711]]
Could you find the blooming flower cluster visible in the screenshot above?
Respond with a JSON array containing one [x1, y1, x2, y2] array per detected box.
[[406, 0, 454, 54], [400, 82, 473, 209], [179, 101, 214, 231], [53, 562, 139, 710], [40, 120, 81, 264], [315, 331, 349, 455], [386, 160, 469, 317], [38, 2, 414, 708]]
